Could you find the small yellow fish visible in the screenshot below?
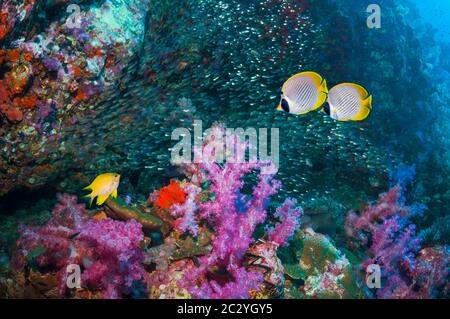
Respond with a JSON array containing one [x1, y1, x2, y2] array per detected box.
[[277, 71, 328, 115], [83, 173, 120, 206], [324, 83, 373, 121]]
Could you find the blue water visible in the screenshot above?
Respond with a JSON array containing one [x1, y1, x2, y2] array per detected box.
[[413, 0, 450, 41]]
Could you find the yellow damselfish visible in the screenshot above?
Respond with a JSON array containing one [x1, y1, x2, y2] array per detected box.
[[83, 173, 120, 206]]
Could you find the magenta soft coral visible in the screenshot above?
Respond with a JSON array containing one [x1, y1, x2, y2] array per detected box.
[[170, 183, 201, 237], [375, 245, 450, 299], [173, 124, 302, 298], [267, 198, 303, 246], [345, 185, 409, 245], [191, 265, 264, 299], [180, 168, 278, 298], [366, 216, 420, 274], [77, 218, 144, 296], [345, 178, 448, 299], [13, 193, 144, 299]]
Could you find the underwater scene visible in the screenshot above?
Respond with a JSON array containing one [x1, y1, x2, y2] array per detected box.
[[0, 0, 449, 300]]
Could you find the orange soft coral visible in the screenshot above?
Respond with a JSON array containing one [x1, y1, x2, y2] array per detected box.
[[0, 80, 23, 122], [6, 63, 32, 95], [155, 180, 187, 209], [0, 13, 11, 40], [13, 95, 36, 109]]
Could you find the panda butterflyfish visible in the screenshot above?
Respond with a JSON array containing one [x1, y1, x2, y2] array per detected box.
[[277, 71, 328, 115], [83, 172, 120, 206], [324, 83, 373, 121]]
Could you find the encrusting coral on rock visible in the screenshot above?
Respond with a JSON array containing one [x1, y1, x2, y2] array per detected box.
[[0, 0, 150, 195], [282, 228, 362, 299]]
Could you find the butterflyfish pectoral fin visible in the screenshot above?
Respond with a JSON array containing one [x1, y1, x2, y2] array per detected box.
[[96, 194, 110, 206], [112, 189, 118, 198]]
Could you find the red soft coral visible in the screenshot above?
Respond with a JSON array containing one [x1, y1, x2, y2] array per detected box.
[[0, 80, 23, 122]]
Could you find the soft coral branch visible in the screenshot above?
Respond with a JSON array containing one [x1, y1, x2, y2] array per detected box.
[[173, 124, 300, 298], [345, 166, 447, 299], [267, 198, 303, 247], [13, 193, 144, 299]]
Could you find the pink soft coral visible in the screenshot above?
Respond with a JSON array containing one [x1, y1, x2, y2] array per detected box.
[[13, 193, 144, 299], [376, 245, 450, 299], [77, 218, 144, 296], [173, 124, 301, 298], [345, 180, 448, 299], [170, 183, 201, 237], [345, 185, 409, 245], [191, 265, 264, 299], [267, 198, 303, 246]]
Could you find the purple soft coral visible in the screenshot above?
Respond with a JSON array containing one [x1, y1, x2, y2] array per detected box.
[[170, 183, 201, 237], [191, 265, 264, 299], [13, 193, 144, 299], [345, 185, 410, 245], [345, 169, 447, 299], [267, 198, 303, 247], [366, 216, 421, 274], [174, 124, 301, 299], [77, 218, 144, 295]]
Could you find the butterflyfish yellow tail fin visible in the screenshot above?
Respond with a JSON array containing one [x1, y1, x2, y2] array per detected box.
[[365, 95, 373, 109], [321, 78, 329, 93], [351, 95, 373, 121], [96, 194, 110, 206]]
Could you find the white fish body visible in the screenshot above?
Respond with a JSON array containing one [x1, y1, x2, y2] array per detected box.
[[327, 83, 373, 121], [278, 71, 328, 115]]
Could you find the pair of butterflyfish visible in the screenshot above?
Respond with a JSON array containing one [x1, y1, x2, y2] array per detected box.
[[277, 71, 373, 121]]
